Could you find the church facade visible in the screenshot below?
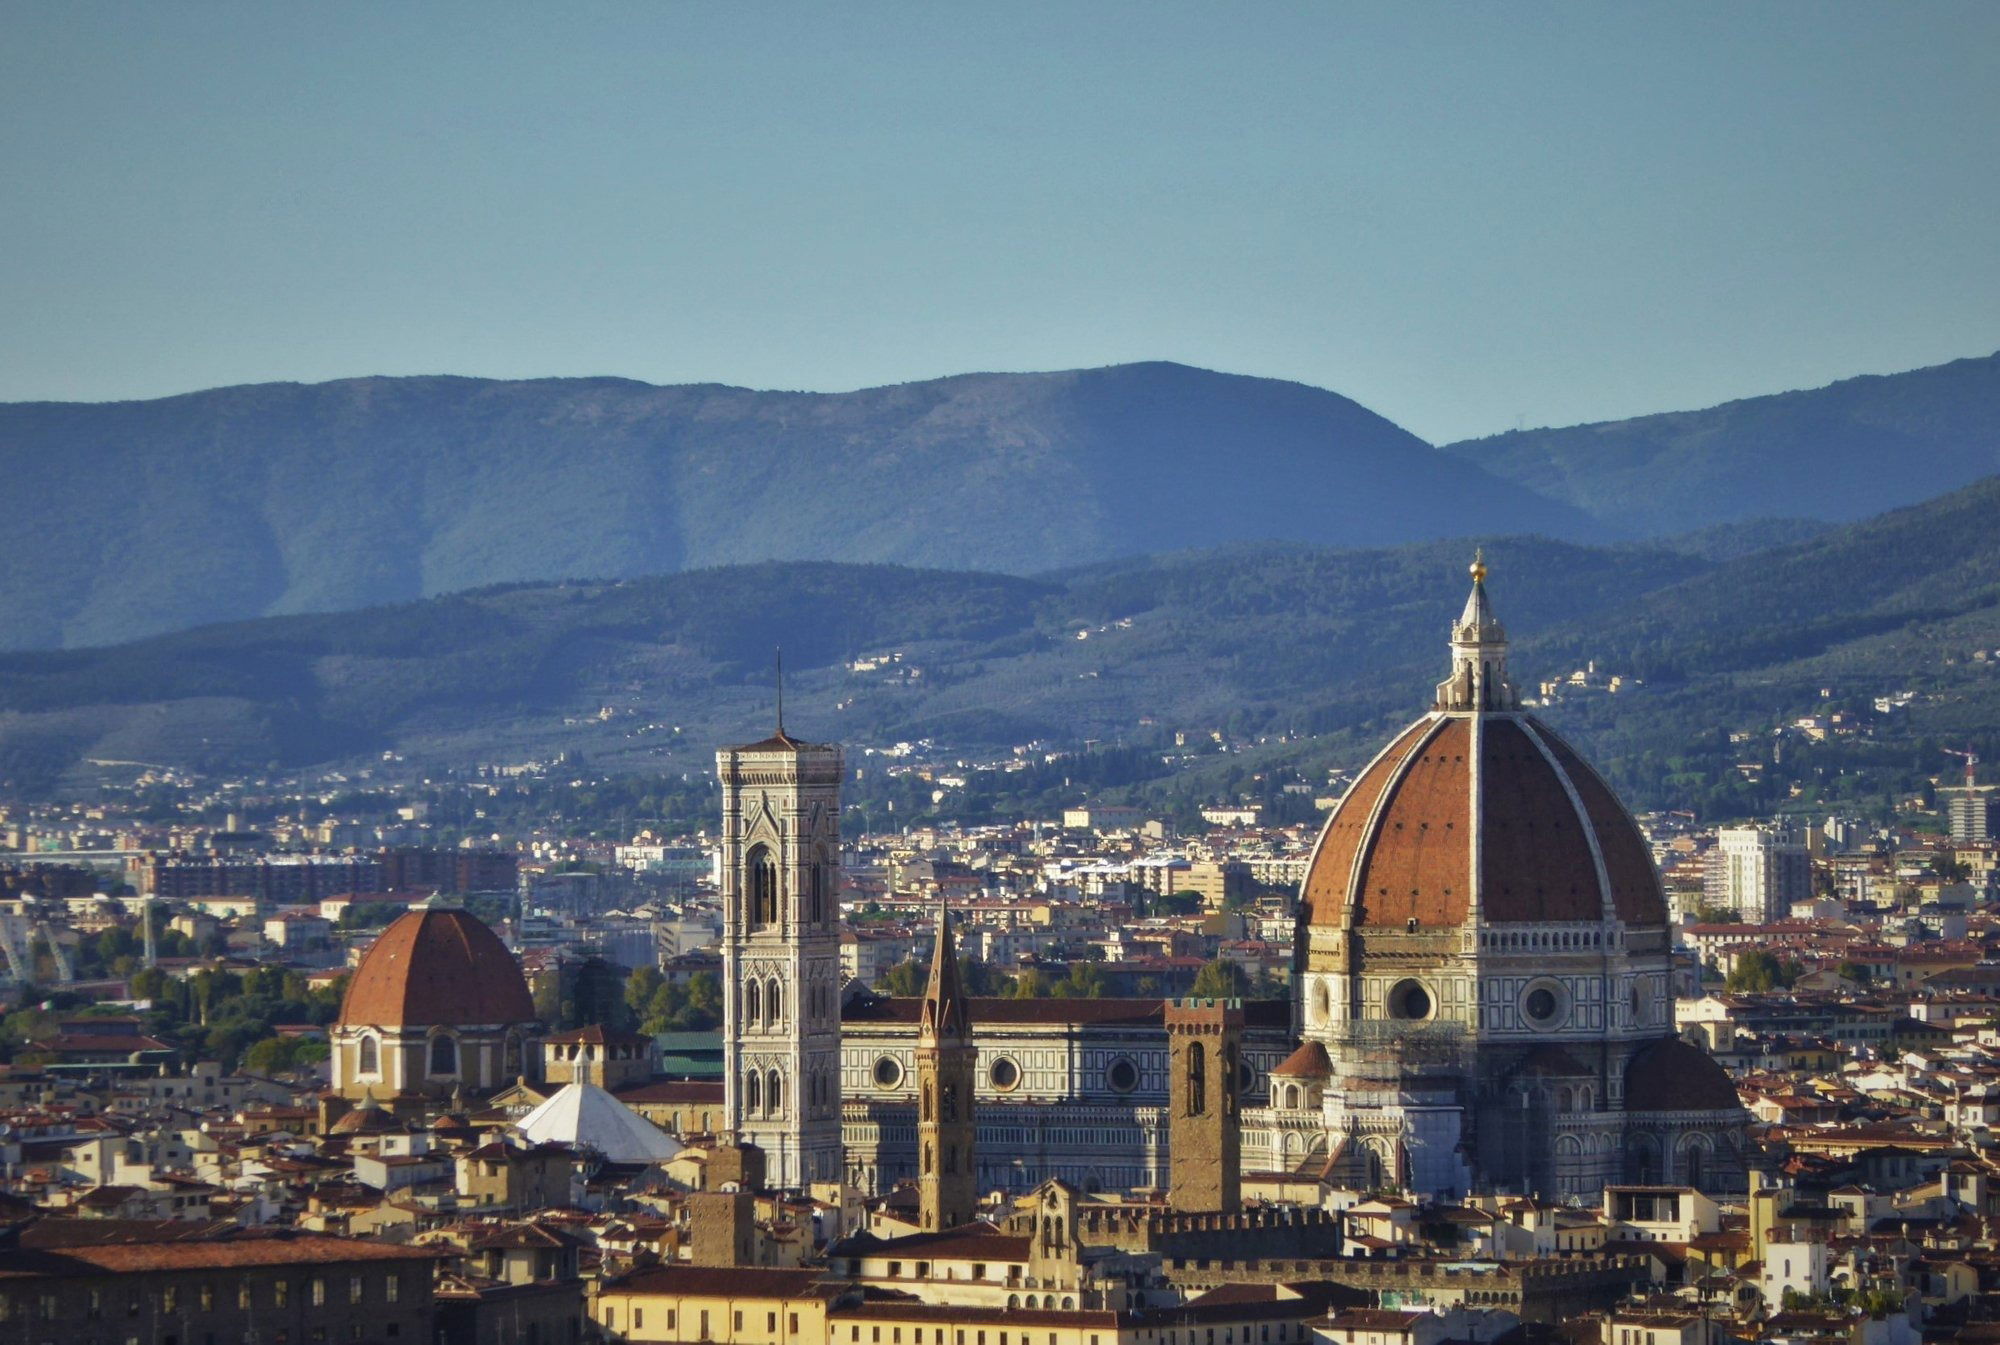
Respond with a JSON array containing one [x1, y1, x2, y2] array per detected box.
[[719, 560, 1748, 1202]]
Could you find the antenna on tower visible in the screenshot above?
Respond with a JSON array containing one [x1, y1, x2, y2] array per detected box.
[[775, 646, 785, 736]]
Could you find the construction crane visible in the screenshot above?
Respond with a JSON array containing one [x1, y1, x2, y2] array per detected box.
[[1943, 747, 1980, 789]]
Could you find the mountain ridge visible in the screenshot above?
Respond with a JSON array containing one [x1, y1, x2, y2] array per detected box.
[[1443, 350, 2000, 536], [0, 362, 1596, 649]]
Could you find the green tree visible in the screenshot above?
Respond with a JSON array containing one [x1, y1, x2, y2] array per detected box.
[[1009, 968, 1049, 999], [1725, 950, 1800, 993], [959, 956, 1000, 997], [625, 967, 665, 1015], [877, 960, 927, 997], [1190, 958, 1248, 999], [1051, 963, 1107, 999], [684, 972, 722, 1024]]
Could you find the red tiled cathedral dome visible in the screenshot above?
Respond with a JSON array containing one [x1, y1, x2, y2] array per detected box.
[[1301, 556, 1668, 933], [337, 906, 535, 1029]]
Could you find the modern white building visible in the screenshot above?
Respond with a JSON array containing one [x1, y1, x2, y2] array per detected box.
[[1705, 823, 1811, 923]]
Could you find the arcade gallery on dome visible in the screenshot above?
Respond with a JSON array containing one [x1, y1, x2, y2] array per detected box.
[[330, 904, 540, 1115], [1268, 557, 1747, 1199]]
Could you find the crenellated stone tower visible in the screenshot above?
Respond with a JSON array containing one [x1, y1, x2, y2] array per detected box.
[[717, 720, 845, 1190], [1165, 998, 1242, 1212], [915, 901, 977, 1230]]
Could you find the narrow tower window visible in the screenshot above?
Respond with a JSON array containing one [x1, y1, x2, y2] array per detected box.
[[747, 845, 778, 926]]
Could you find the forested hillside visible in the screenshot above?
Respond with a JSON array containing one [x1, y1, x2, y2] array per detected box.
[[0, 363, 1592, 649], [1444, 351, 2000, 536]]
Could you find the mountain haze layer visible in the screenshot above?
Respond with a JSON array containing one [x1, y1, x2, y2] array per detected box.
[[0, 363, 1595, 650], [1444, 351, 2000, 536], [7, 476, 2000, 811]]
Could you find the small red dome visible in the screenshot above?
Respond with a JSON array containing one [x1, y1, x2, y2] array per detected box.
[[1624, 1037, 1741, 1112], [337, 907, 536, 1029], [1302, 712, 1667, 930]]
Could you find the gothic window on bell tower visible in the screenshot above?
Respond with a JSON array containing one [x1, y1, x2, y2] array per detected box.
[[1186, 1041, 1206, 1116], [747, 844, 778, 927]]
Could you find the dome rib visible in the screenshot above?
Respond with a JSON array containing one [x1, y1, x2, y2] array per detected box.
[[1299, 716, 1438, 927], [337, 907, 537, 1029], [1303, 712, 1669, 931], [1536, 725, 1670, 926]]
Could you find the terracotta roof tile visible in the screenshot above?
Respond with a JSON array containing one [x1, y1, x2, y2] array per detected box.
[[337, 908, 534, 1029]]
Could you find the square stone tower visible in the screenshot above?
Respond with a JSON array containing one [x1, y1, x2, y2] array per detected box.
[[1165, 997, 1243, 1212], [717, 726, 845, 1190]]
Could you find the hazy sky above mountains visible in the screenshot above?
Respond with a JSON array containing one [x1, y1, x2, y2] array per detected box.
[[3, 2, 1995, 443]]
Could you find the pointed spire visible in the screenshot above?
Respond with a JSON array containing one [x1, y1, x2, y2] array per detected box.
[[774, 646, 785, 736], [1435, 550, 1519, 712], [919, 899, 970, 1042]]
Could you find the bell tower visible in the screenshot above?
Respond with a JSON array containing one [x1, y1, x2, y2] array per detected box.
[[916, 901, 976, 1231], [1166, 998, 1242, 1212], [717, 720, 844, 1190]]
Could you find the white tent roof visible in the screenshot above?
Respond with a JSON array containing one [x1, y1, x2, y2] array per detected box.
[[514, 1082, 681, 1165]]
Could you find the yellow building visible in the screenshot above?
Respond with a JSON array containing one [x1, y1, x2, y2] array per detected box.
[[593, 1264, 1347, 1345], [595, 1266, 840, 1344]]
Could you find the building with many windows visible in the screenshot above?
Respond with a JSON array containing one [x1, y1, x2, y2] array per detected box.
[[1705, 824, 1812, 923]]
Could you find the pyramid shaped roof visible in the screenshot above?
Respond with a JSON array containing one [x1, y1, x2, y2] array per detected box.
[[514, 1082, 681, 1165]]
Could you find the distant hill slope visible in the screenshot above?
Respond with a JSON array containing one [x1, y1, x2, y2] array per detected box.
[[0, 538, 1700, 793], [12, 476, 2000, 811], [0, 363, 1597, 650], [1442, 352, 2000, 537]]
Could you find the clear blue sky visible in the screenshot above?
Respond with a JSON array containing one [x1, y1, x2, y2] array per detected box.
[[3, 2, 1995, 443]]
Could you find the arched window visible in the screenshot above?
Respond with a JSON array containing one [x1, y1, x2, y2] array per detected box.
[[744, 980, 761, 1027], [358, 1034, 379, 1077], [767, 977, 783, 1025], [1627, 1133, 1660, 1186], [745, 1070, 761, 1115], [1682, 1138, 1710, 1191], [747, 845, 778, 927], [766, 1068, 783, 1116], [503, 1033, 522, 1078], [922, 1084, 933, 1122], [808, 861, 825, 926], [1186, 1041, 1206, 1117], [1284, 1083, 1300, 1110], [942, 1082, 958, 1123], [429, 1035, 458, 1076]]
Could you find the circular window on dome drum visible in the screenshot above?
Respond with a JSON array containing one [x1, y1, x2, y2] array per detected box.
[[990, 1057, 1022, 1091], [872, 1056, 903, 1089], [1106, 1057, 1139, 1093], [1386, 978, 1433, 1021], [1520, 979, 1570, 1030]]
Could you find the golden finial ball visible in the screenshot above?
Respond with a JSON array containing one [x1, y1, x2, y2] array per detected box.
[[1470, 548, 1487, 583]]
